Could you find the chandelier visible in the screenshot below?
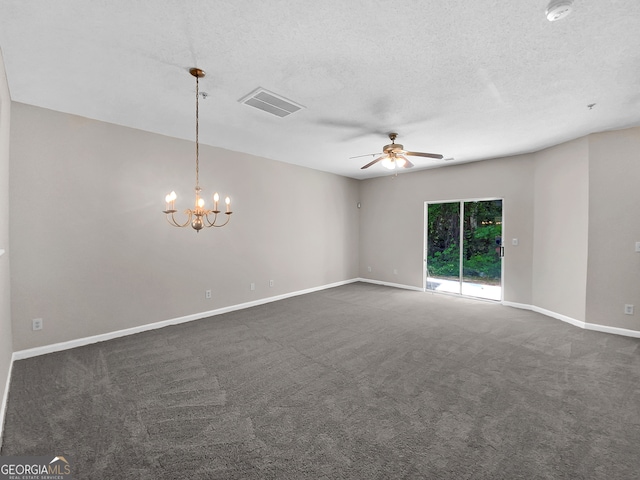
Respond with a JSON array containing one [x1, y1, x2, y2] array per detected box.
[[163, 68, 232, 232]]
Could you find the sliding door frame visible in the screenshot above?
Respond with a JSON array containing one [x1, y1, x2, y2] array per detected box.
[[423, 197, 505, 301]]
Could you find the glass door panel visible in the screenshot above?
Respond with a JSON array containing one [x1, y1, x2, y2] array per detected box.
[[461, 200, 503, 300], [425, 199, 503, 301], [426, 202, 461, 294]]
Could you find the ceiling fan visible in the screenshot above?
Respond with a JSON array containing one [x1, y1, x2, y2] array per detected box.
[[352, 133, 443, 170]]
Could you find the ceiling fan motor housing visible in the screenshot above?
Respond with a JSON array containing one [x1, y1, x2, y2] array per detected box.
[[383, 143, 404, 154]]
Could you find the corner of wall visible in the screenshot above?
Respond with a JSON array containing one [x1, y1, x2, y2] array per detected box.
[[0, 45, 14, 450], [531, 138, 589, 321], [585, 127, 640, 331]]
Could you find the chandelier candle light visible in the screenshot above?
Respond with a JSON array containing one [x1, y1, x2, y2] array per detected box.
[[163, 67, 232, 232]]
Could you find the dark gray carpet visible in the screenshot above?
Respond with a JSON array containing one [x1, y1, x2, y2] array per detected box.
[[2, 282, 639, 479]]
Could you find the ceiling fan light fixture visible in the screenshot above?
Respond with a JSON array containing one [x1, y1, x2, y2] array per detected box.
[[545, 0, 573, 21], [356, 132, 442, 171], [382, 157, 396, 170]]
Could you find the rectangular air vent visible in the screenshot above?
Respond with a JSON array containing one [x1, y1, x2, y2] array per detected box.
[[238, 88, 304, 117]]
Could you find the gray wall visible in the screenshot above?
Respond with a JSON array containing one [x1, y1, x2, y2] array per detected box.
[[9, 103, 360, 351], [0, 49, 12, 436], [532, 138, 589, 320], [6, 101, 640, 356], [359, 127, 640, 331], [587, 127, 640, 330], [358, 155, 535, 305]]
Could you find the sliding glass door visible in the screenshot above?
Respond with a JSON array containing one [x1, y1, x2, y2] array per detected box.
[[425, 199, 503, 301], [425, 202, 461, 294]]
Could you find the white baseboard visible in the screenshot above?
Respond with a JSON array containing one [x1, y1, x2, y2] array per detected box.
[[0, 353, 14, 447], [359, 286, 640, 338], [584, 322, 640, 338], [13, 278, 360, 361], [9, 278, 640, 373], [357, 277, 424, 292], [502, 301, 532, 311], [503, 301, 640, 338], [532, 305, 586, 329]]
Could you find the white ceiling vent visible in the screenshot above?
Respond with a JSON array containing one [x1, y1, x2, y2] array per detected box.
[[239, 88, 304, 117]]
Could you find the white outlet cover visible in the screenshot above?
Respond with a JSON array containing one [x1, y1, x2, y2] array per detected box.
[[635, 241, 640, 252], [512, 238, 519, 246]]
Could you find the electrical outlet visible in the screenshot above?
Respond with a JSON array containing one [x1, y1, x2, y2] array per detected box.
[[393, 269, 398, 275], [512, 238, 519, 246], [624, 304, 634, 315], [32, 318, 43, 331], [367, 266, 372, 272], [635, 241, 640, 253], [205, 289, 212, 299], [250, 283, 255, 291], [269, 280, 274, 287]]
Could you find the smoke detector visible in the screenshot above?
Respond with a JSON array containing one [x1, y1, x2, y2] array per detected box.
[[546, 0, 574, 21]]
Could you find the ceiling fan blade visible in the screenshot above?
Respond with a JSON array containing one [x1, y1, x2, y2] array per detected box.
[[314, 118, 391, 141], [361, 156, 386, 169], [398, 155, 414, 168], [349, 152, 382, 159], [405, 151, 444, 160]]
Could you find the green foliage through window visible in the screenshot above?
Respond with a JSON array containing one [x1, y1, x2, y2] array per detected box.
[[427, 200, 502, 283]]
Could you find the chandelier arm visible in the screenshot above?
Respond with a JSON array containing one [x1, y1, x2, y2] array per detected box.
[[212, 213, 232, 228], [211, 218, 231, 228], [166, 211, 192, 228], [203, 212, 232, 228], [202, 211, 217, 227]]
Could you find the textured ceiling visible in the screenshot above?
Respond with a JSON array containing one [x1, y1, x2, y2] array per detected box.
[[1, 0, 639, 179]]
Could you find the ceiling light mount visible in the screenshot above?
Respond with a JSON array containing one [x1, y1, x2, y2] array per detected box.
[[546, 0, 574, 21], [189, 67, 205, 78], [163, 67, 233, 232]]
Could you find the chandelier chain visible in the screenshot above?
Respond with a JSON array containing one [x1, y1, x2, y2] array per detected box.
[[195, 73, 200, 189]]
